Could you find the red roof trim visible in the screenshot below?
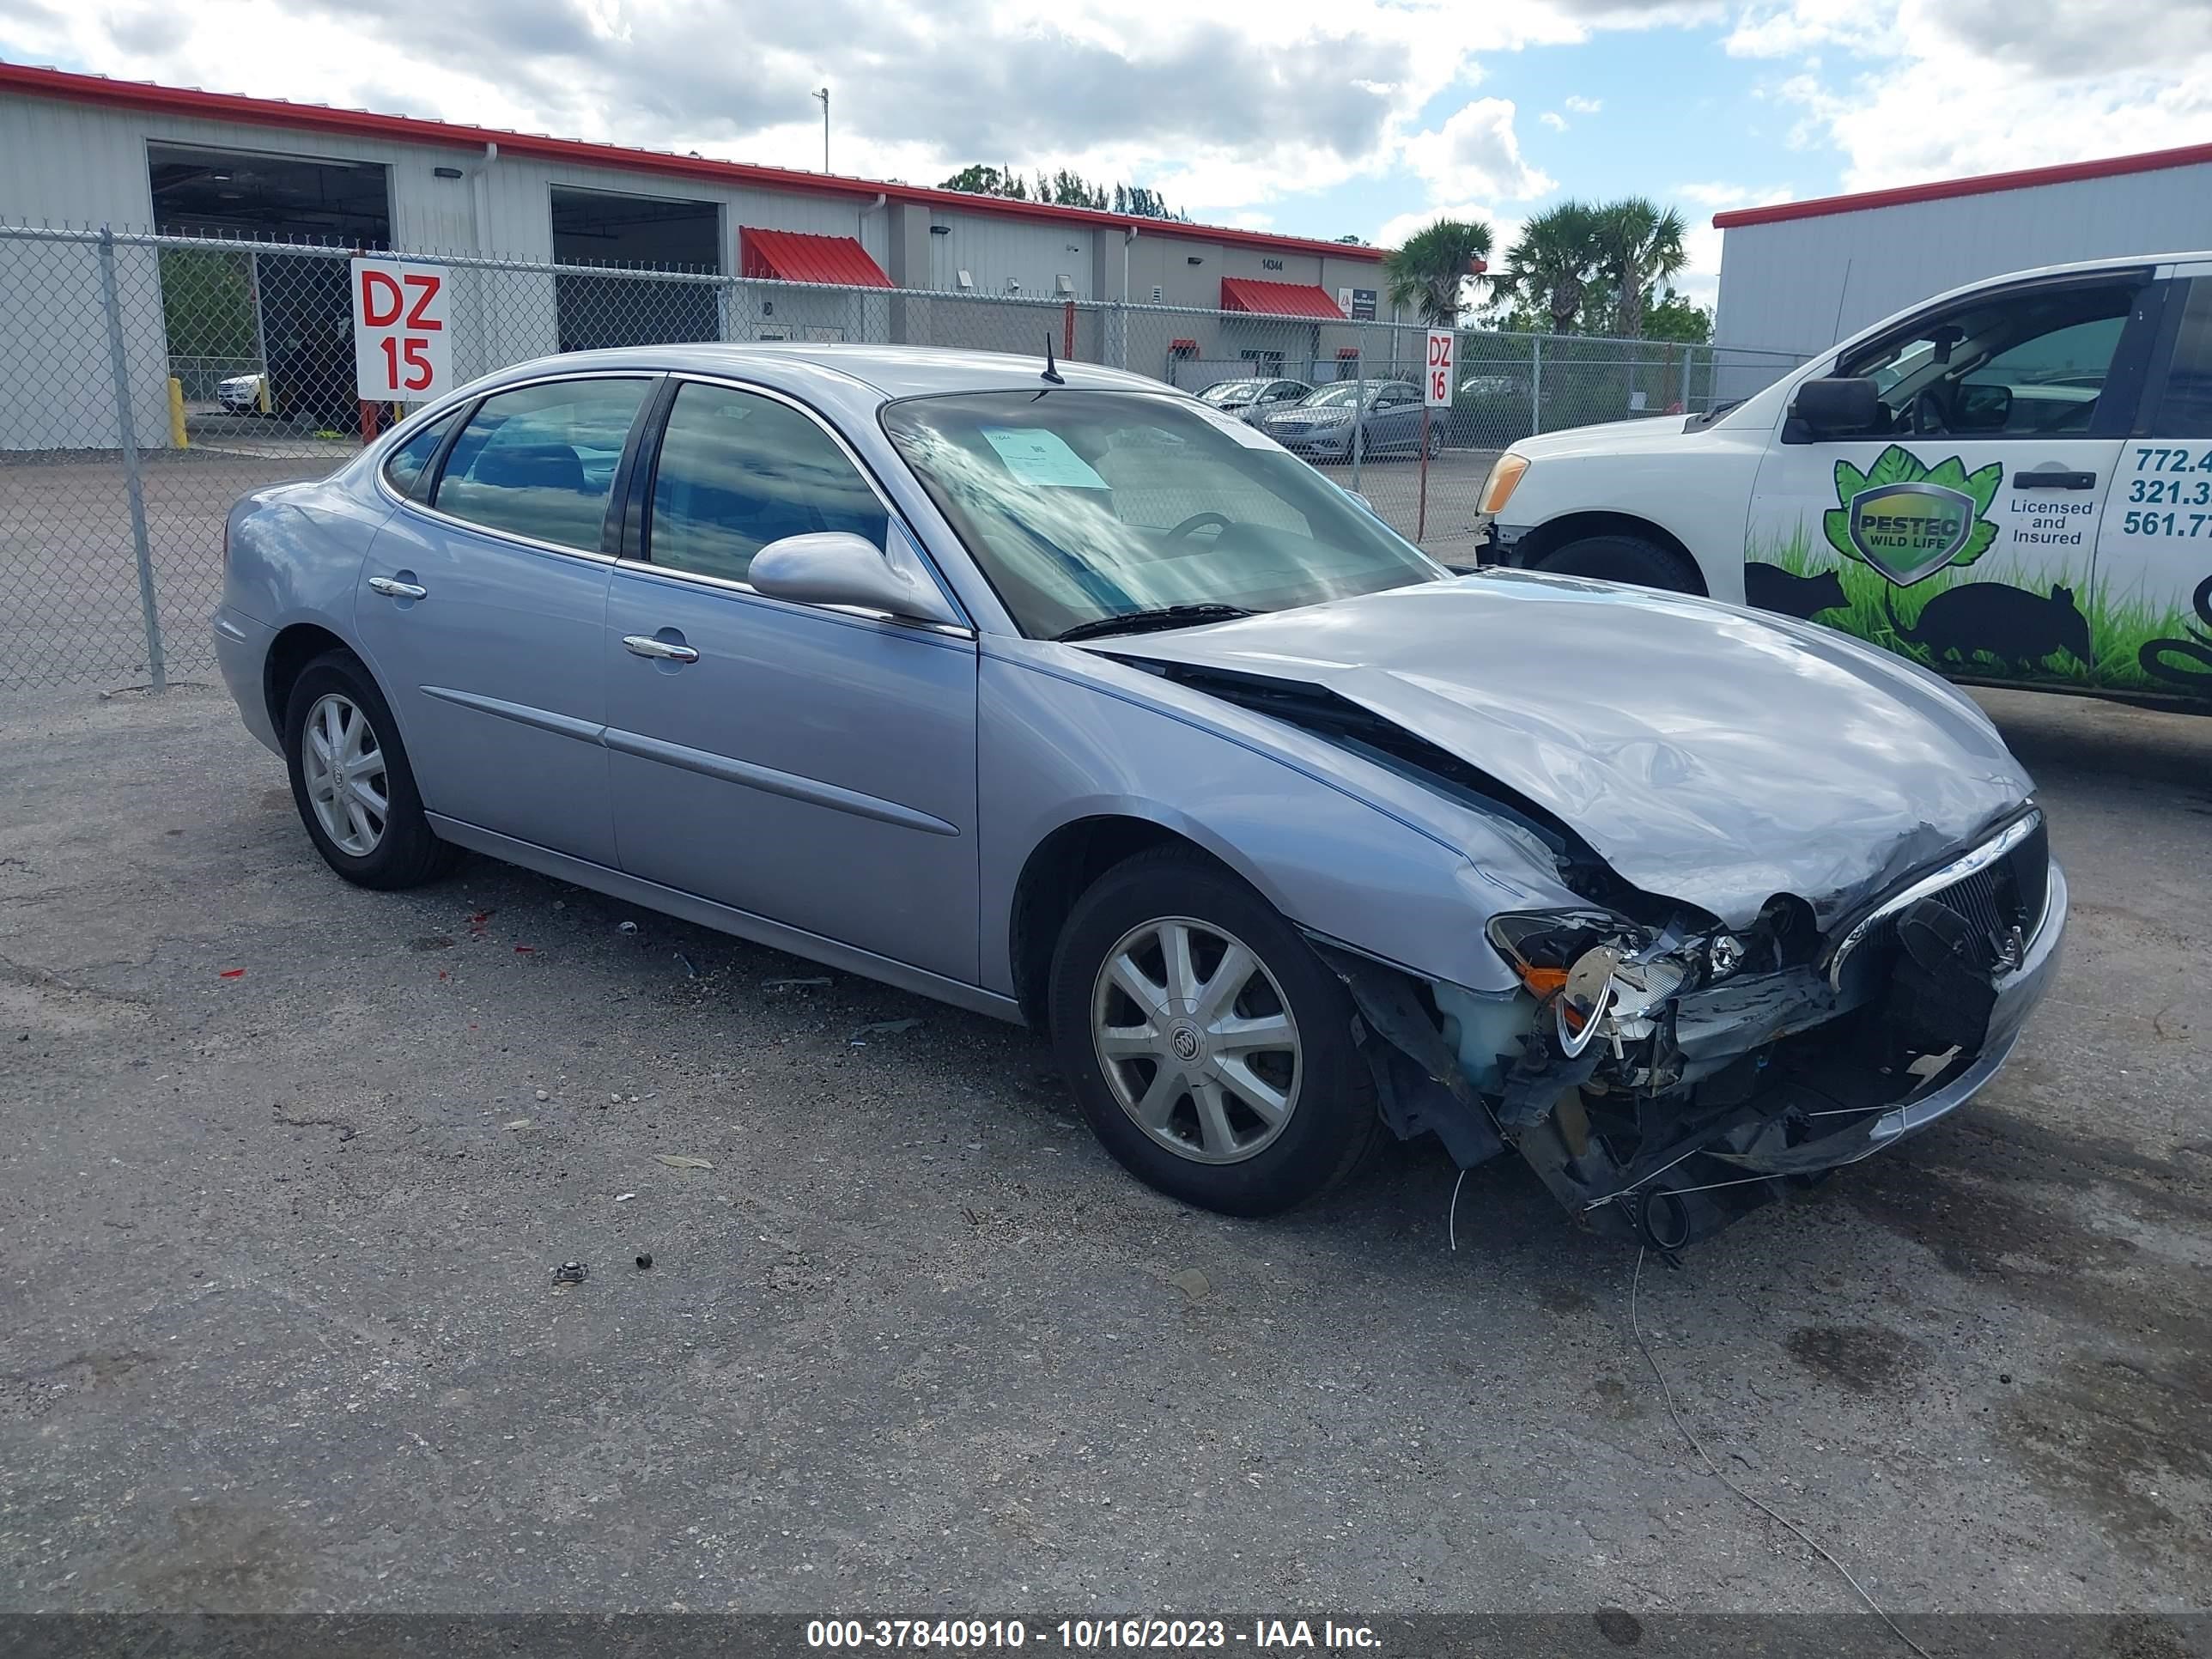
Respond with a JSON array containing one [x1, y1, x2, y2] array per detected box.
[[740, 227, 890, 287], [1218, 277, 1347, 319], [0, 63, 1390, 263], [1714, 139, 2212, 228]]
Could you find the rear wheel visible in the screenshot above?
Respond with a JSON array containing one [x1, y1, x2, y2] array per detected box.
[[283, 650, 459, 890], [1047, 848, 1376, 1216], [1538, 532, 1699, 592]]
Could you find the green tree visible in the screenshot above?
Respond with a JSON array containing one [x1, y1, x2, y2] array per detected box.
[[1640, 286, 1711, 343], [937, 164, 1020, 198], [1496, 202, 1603, 335], [1381, 217, 1495, 327], [159, 247, 259, 360], [1593, 196, 1687, 338]]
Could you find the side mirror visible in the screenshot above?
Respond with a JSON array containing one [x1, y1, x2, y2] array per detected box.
[[1952, 381, 2012, 433], [1789, 374, 1881, 436], [748, 532, 963, 627]]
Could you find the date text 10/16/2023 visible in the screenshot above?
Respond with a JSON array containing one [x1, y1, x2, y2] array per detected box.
[[805, 1619, 1382, 1650]]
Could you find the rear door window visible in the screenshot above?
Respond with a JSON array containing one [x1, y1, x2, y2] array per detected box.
[[381, 409, 461, 501], [2151, 277, 2212, 436], [433, 378, 653, 551]]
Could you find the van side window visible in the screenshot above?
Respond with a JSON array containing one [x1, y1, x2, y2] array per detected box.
[[1839, 281, 2146, 440], [2153, 279, 2212, 438]]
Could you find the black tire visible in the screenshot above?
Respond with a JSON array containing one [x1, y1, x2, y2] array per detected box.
[[283, 648, 460, 890], [1538, 532, 1699, 592], [1047, 848, 1376, 1217]]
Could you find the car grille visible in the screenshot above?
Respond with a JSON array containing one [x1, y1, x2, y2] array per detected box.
[[1826, 811, 2049, 990]]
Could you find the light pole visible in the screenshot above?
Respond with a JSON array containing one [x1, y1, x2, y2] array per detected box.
[[812, 87, 830, 173]]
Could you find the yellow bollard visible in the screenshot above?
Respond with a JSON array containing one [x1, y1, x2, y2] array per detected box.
[[167, 377, 188, 449]]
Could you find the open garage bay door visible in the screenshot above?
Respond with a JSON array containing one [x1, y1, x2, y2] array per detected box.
[[551, 186, 722, 351], [149, 143, 393, 431]]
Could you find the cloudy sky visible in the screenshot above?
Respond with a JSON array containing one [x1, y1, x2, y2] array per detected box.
[[5, 0, 2211, 300]]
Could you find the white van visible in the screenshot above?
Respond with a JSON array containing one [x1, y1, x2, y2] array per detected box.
[[1474, 252, 2212, 702]]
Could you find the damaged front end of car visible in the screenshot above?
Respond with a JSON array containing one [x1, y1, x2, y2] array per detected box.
[[1318, 808, 2064, 1251]]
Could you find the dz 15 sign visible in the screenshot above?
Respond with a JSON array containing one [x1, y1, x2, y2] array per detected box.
[[1424, 328, 1454, 409], [352, 258, 450, 402]]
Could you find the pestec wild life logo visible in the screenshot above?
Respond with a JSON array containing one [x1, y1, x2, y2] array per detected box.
[[1824, 445, 2002, 586]]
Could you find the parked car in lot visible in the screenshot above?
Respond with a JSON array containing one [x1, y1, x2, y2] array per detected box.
[[215, 343, 2063, 1245], [1196, 376, 1312, 422], [1256, 379, 1438, 462], [1476, 251, 2212, 705], [216, 371, 266, 416]]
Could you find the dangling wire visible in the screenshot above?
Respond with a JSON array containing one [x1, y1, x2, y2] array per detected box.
[[1630, 1249, 1936, 1659]]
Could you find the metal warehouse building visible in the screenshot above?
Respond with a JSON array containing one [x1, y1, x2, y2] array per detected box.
[[0, 64, 1391, 450], [1713, 140, 2212, 363]]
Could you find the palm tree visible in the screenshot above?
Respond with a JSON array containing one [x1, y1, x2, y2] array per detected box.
[[1594, 197, 1688, 338], [1382, 218, 1495, 328], [1498, 202, 1602, 335]]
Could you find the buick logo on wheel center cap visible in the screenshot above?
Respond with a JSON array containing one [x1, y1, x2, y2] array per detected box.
[[1170, 1024, 1202, 1062]]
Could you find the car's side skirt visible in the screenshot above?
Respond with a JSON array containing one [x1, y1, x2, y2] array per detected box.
[[426, 815, 1025, 1025]]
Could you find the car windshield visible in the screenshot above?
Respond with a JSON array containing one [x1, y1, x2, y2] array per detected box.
[[882, 390, 1443, 639], [1198, 380, 1263, 404], [1302, 383, 1370, 407]]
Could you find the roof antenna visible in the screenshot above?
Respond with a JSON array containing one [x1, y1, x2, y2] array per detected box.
[[1041, 331, 1065, 386]]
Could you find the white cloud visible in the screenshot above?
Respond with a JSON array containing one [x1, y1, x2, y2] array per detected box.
[[1674, 179, 1795, 209], [1540, 110, 1568, 130], [1402, 99, 1554, 203], [1372, 204, 1524, 259], [0, 0, 1512, 227], [1736, 0, 2212, 190], [1562, 94, 1602, 112]]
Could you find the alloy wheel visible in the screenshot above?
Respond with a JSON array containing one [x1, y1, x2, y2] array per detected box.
[[301, 692, 389, 857], [1090, 915, 1303, 1164]]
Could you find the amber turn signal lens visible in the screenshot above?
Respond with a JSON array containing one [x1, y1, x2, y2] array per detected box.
[[1516, 964, 1568, 997], [1479, 452, 1528, 515]]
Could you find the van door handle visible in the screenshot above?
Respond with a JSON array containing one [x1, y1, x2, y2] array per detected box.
[[623, 635, 700, 663], [2010, 470, 2097, 490], [368, 575, 428, 599]]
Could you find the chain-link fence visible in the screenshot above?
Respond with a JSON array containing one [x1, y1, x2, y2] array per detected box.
[[0, 223, 1805, 691]]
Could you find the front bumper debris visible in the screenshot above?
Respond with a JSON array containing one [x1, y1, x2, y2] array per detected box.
[[1336, 813, 2067, 1251]]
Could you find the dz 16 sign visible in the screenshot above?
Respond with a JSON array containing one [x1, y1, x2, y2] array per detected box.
[[1424, 328, 1454, 408], [352, 258, 450, 402]]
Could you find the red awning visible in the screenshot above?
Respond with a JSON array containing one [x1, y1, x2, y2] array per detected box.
[[1218, 278, 1346, 319], [1170, 337, 1198, 350], [740, 227, 892, 287]]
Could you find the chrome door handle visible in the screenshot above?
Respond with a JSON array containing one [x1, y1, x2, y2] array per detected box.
[[623, 634, 700, 663], [368, 576, 428, 599]]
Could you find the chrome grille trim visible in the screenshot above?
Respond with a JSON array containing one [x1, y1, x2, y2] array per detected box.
[[1823, 810, 2046, 993]]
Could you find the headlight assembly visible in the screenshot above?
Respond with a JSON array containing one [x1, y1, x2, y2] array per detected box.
[[1480, 452, 1529, 515]]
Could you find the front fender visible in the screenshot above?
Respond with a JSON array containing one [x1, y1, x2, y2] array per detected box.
[[978, 647, 1577, 999]]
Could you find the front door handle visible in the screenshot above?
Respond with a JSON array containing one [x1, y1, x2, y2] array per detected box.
[[368, 575, 428, 599], [623, 634, 700, 664], [2010, 469, 2098, 490]]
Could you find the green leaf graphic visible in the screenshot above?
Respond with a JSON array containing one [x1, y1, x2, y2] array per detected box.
[[1822, 507, 1856, 562], [1964, 459, 2003, 516], [1951, 520, 2000, 568], [1923, 456, 1972, 491], [1866, 445, 1926, 489], [1833, 458, 1870, 501]]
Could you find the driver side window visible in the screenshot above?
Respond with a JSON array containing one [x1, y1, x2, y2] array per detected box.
[[1838, 280, 2145, 441]]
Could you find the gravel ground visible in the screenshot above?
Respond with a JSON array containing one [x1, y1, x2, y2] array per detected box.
[[0, 679, 2206, 1622]]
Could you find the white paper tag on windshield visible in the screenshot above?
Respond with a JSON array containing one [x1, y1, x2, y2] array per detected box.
[[981, 427, 1110, 489]]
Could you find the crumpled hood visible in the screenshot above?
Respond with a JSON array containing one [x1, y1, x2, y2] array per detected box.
[[1105, 572, 2036, 927]]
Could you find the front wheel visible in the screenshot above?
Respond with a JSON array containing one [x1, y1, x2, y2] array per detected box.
[[1047, 848, 1376, 1216], [1537, 532, 1699, 592], [283, 649, 459, 890]]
